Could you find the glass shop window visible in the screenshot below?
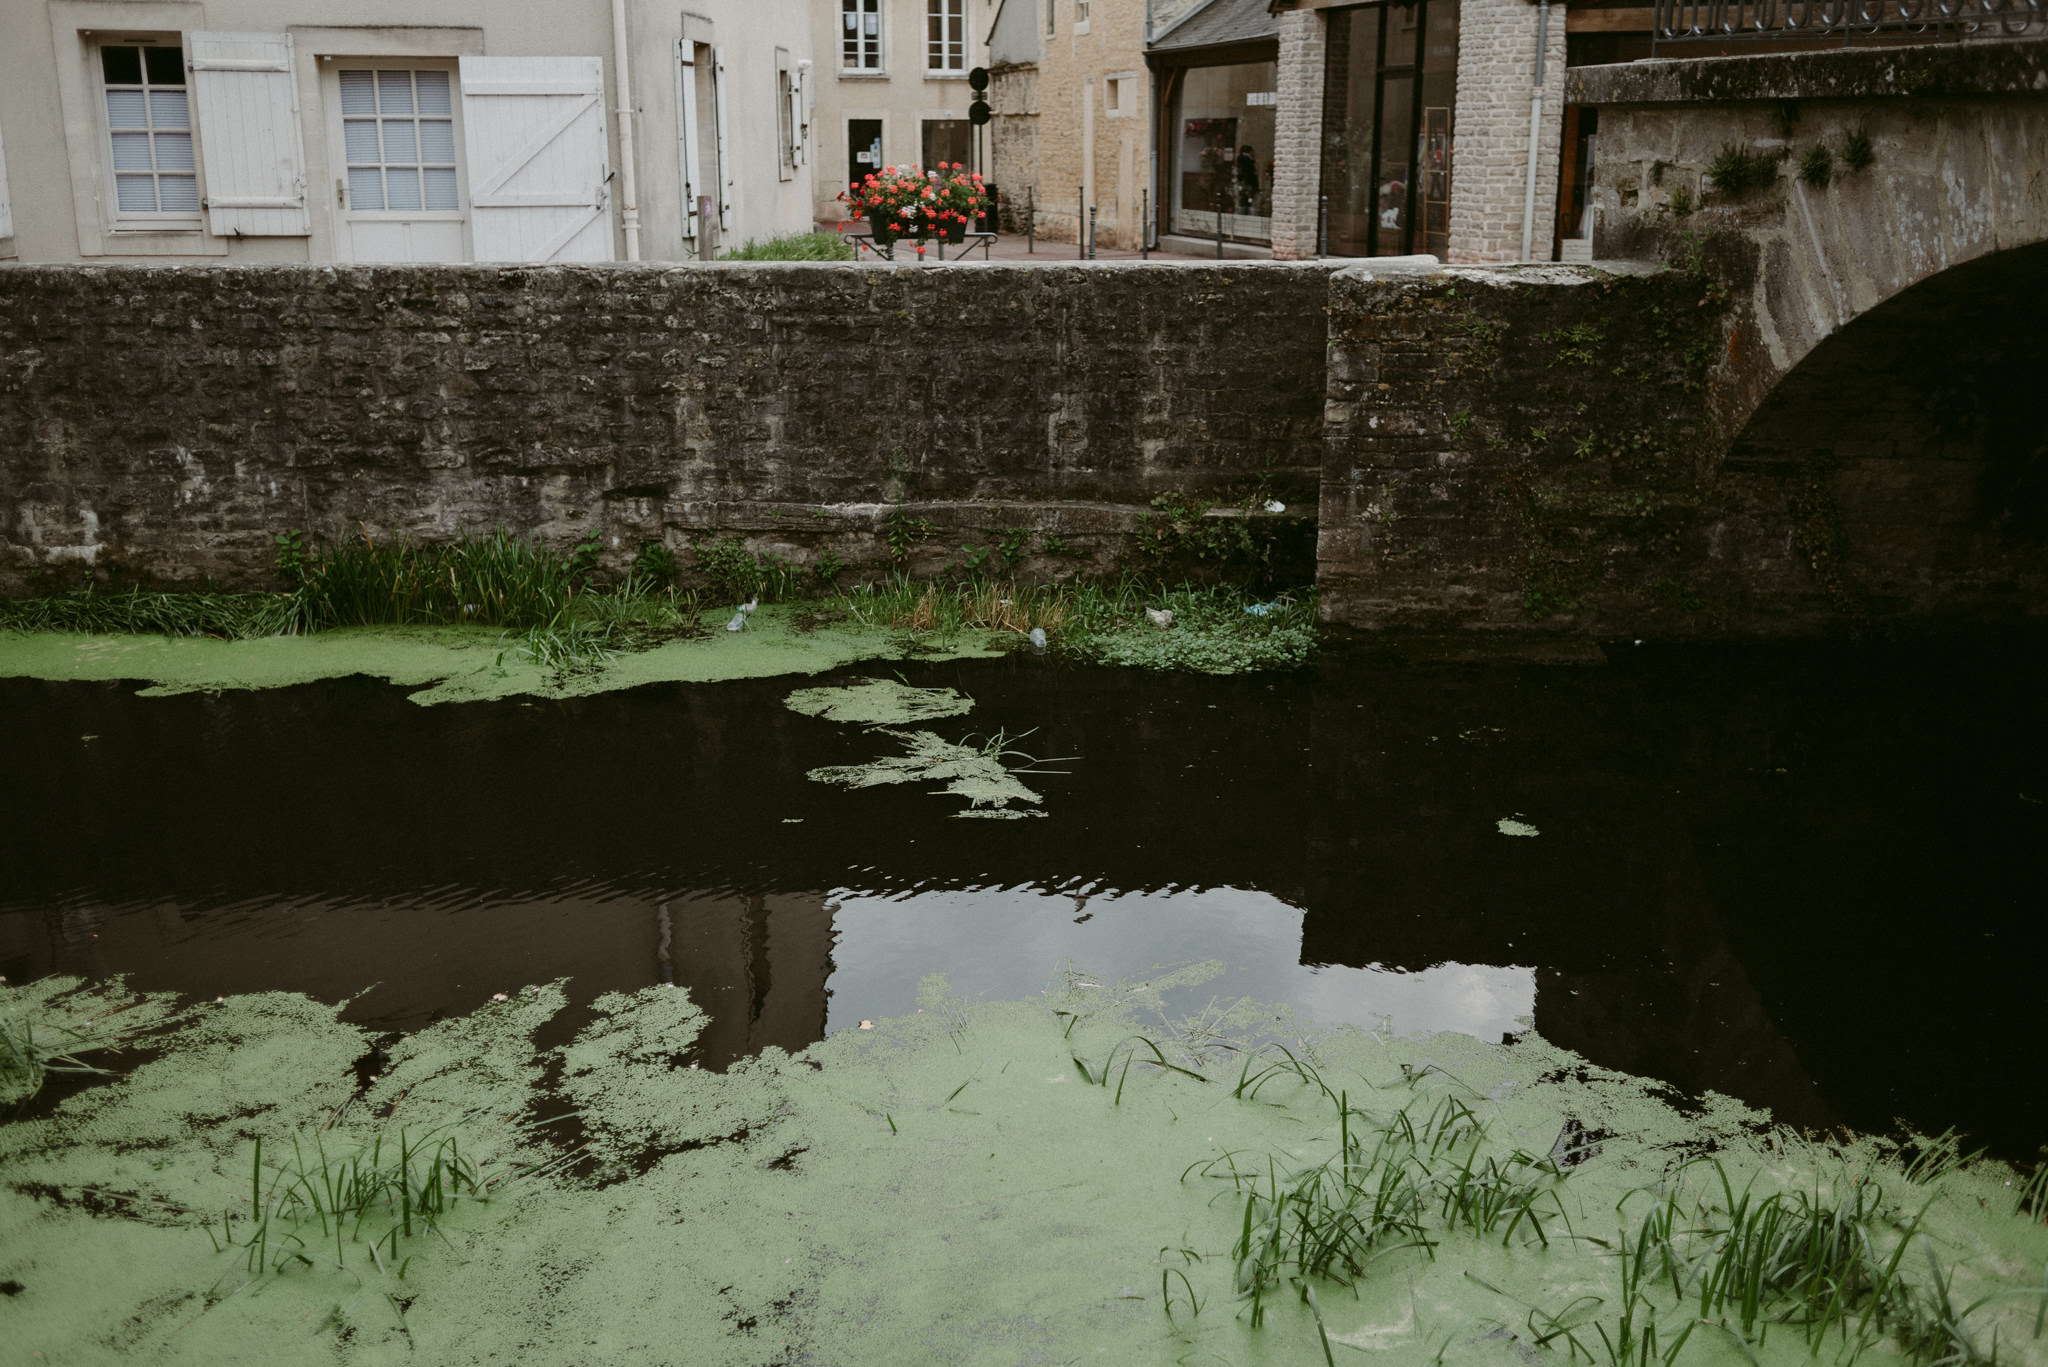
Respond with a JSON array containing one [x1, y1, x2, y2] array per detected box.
[[1321, 0, 1460, 258], [1169, 61, 1278, 243]]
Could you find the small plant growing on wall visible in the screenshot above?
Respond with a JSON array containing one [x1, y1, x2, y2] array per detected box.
[[1705, 144, 1778, 199], [1669, 186, 1696, 218], [1841, 127, 1875, 173], [1798, 144, 1834, 188]]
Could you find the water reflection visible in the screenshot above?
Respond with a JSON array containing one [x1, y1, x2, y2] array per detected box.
[[824, 883, 1535, 1040]]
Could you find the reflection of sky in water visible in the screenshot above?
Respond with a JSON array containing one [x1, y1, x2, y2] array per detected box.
[[824, 884, 1534, 1042]]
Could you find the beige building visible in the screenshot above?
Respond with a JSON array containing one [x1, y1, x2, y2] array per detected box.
[[810, 0, 999, 224], [0, 0, 816, 264]]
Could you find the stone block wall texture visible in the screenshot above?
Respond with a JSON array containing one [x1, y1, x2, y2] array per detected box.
[[1269, 8, 1328, 261], [1448, 0, 1567, 263], [0, 262, 1335, 594], [1318, 260, 2048, 636]]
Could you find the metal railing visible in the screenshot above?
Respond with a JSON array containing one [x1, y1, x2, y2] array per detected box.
[[1652, 0, 2045, 49]]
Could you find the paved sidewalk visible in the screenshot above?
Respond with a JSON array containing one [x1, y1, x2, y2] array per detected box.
[[820, 225, 1254, 266]]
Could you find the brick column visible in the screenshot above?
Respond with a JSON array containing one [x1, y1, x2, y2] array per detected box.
[[1448, 0, 1568, 263], [1269, 8, 1327, 261]]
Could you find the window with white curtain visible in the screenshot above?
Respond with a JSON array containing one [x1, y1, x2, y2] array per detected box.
[[98, 41, 198, 220], [842, 0, 882, 71], [927, 0, 966, 72], [340, 69, 459, 212]]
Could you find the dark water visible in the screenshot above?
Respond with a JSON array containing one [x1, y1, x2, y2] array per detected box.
[[2, 635, 2043, 1160]]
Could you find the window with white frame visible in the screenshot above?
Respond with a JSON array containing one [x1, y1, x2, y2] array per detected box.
[[1075, 0, 1092, 31], [339, 69, 458, 212], [927, 0, 966, 72], [98, 40, 198, 221], [842, 0, 882, 71]]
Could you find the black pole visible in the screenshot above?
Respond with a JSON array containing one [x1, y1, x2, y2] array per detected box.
[[1027, 185, 1035, 253], [1319, 194, 1329, 259], [1141, 188, 1149, 260], [1216, 190, 1224, 259], [1078, 185, 1085, 260], [1088, 205, 1097, 259]]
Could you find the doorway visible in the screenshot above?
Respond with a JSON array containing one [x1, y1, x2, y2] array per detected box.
[[1322, 0, 1459, 258], [848, 118, 882, 194]]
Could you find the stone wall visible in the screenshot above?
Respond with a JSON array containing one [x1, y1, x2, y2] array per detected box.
[[1317, 258, 2048, 636], [0, 262, 1334, 593]]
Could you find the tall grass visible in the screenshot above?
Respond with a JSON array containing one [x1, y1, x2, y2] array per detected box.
[[719, 231, 856, 261], [301, 530, 587, 629], [0, 586, 314, 638]]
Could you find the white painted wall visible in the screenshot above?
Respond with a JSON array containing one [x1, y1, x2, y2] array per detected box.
[[0, 0, 814, 262]]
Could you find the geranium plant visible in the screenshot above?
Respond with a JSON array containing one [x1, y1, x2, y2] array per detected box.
[[839, 163, 989, 240]]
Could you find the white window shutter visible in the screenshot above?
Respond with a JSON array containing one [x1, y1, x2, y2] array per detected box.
[[0, 113, 13, 241], [458, 56, 614, 263], [675, 41, 700, 241], [188, 32, 310, 237], [712, 46, 733, 230]]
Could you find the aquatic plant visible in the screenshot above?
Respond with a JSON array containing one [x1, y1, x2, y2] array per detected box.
[[303, 529, 584, 630], [0, 1012, 112, 1103], [209, 1126, 512, 1280]]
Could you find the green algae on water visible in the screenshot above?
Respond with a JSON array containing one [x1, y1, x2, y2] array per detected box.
[[807, 728, 1047, 818], [4, 974, 2045, 1367], [782, 676, 975, 727], [0, 607, 1006, 707]]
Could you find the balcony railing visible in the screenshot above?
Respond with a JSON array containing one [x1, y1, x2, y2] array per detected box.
[[1652, 0, 2045, 49]]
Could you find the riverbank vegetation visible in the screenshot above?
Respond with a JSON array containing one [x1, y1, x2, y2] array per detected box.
[[0, 529, 1317, 678]]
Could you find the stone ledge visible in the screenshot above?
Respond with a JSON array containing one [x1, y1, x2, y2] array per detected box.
[[1565, 34, 2048, 104]]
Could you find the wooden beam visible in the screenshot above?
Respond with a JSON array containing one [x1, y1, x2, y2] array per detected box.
[[1567, 7, 1656, 31]]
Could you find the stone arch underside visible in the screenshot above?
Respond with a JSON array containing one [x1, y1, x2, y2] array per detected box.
[[1726, 239, 2048, 620]]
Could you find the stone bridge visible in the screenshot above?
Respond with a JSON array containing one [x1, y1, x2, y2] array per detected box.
[[1314, 38, 2048, 639]]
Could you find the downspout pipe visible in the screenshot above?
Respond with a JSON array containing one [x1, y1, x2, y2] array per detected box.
[[1519, 0, 1550, 264], [612, 0, 643, 261]]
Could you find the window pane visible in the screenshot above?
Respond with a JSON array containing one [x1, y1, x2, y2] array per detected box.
[[378, 71, 414, 115], [102, 45, 143, 84], [339, 70, 377, 116], [423, 166, 458, 211], [419, 119, 455, 164], [110, 131, 154, 170], [149, 89, 189, 129], [348, 166, 385, 210], [382, 120, 418, 164], [153, 131, 193, 171], [415, 70, 451, 115], [144, 46, 185, 86], [158, 175, 198, 211], [115, 174, 158, 211], [105, 89, 147, 128], [344, 119, 381, 164], [385, 167, 422, 211]]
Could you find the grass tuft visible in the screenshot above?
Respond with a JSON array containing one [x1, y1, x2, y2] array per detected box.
[[719, 231, 857, 262]]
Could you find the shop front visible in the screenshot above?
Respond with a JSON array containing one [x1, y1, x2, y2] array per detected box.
[[1320, 0, 1460, 258], [1148, 0, 1281, 249]]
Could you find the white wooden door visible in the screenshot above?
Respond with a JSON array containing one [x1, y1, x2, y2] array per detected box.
[[188, 31, 310, 236], [458, 55, 613, 263], [328, 62, 467, 262]]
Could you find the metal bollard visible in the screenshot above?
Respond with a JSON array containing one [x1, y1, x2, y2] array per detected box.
[[1078, 186, 1085, 261], [1088, 205, 1097, 260], [1141, 189, 1150, 260], [1216, 192, 1225, 259], [1027, 186, 1035, 254]]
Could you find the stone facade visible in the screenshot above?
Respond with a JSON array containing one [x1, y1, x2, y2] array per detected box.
[[1446, 0, 1569, 263], [0, 262, 1333, 593], [1268, 9, 1327, 260], [1029, 0, 1152, 248]]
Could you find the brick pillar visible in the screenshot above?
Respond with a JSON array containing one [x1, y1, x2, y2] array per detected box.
[[1447, 0, 1568, 263], [1269, 8, 1327, 261]]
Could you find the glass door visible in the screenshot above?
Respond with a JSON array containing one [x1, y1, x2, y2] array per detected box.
[[1321, 0, 1459, 258]]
